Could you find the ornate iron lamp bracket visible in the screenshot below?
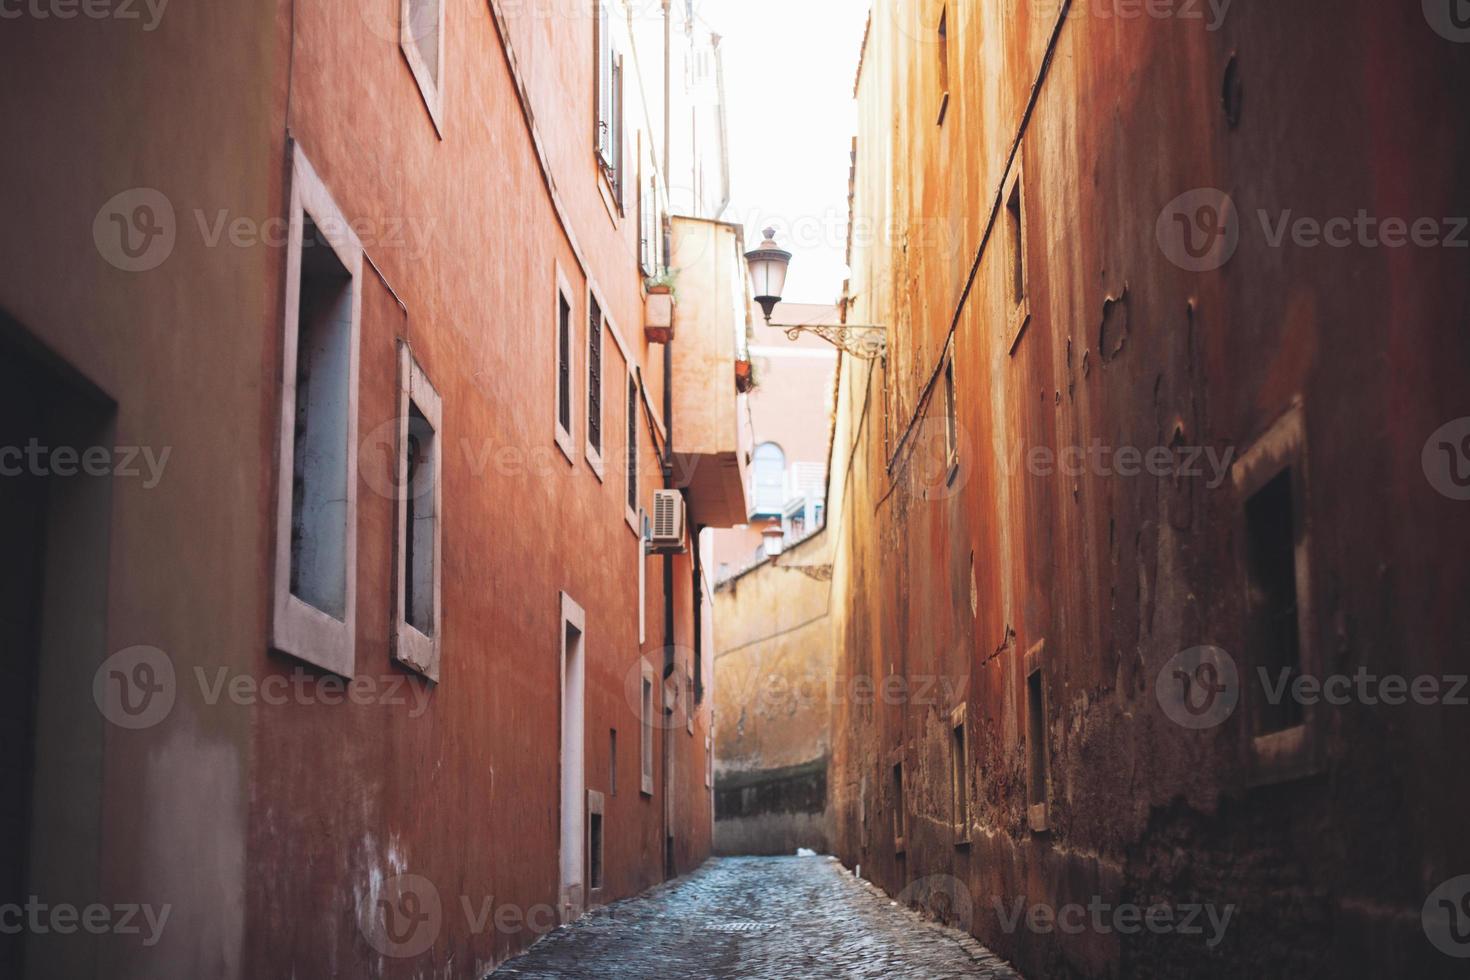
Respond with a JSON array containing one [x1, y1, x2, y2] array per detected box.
[[780, 323, 887, 360]]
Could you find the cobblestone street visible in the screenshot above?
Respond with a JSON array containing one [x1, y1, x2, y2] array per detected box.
[[491, 856, 1021, 979]]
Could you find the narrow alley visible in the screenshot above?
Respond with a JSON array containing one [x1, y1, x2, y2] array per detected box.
[[492, 857, 1020, 980], [1, 0, 1467, 978]]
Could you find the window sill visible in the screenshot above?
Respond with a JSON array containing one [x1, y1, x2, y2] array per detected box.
[[937, 91, 950, 126], [585, 443, 605, 482], [555, 424, 576, 466], [596, 167, 623, 225], [1247, 723, 1320, 788], [1007, 299, 1032, 356], [1028, 802, 1050, 834]]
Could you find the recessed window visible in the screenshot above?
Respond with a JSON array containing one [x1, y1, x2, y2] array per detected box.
[[400, 0, 446, 134], [640, 661, 655, 796], [626, 374, 639, 518], [271, 144, 363, 678], [1245, 470, 1303, 733], [1232, 403, 1315, 787], [588, 811, 603, 890], [936, 7, 950, 125], [951, 705, 969, 842], [1026, 645, 1049, 832], [943, 356, 958, 473], [640, 172, 662, 275], [596, 2, 624, 203], [1006, 173, 1026, 307], [553, 268, 575, 463], [392, 344, 443, 680], [610, 729, 618, 797], [587, 293, 604, 466], [1004, 159, 1031, 353], [751, 442, 786, 517], [892, 761, 906, 849]]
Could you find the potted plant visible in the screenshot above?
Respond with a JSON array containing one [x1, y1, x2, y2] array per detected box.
[[644, 270, 677, 344], [734, 356, 755, 393]]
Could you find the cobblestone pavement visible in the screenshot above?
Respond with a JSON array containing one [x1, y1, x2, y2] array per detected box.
[[490, 855, 1022, 979]]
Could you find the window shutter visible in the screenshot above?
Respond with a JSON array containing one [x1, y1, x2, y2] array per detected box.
[[597, 2, 612, 161]]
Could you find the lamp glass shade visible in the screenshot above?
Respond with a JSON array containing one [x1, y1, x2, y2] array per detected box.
[[744, 228, 791, 314]]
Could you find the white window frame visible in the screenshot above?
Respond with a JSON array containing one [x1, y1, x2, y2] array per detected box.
[[391, 342, 444, 681], [401, 0, 446, 136], [639, 657, 655, 796], [270, 142, 363, 679], [554, 263, 576, 464], [637, 509, 647, 644]]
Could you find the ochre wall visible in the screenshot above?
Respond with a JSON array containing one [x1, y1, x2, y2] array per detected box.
[[830, 1, 1470, 978]]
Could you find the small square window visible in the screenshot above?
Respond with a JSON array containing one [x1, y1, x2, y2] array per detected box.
[[892, 760, 907, 850], [587, 789, 605, 893]]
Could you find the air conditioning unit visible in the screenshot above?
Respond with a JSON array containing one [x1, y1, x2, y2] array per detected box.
[[649, 489, 687, 553]]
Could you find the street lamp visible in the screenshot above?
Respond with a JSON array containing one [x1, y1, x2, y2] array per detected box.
[[743, 227, 887, 360]]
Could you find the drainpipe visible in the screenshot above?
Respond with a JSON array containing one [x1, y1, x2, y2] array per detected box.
[[660, 0, 675, 882]]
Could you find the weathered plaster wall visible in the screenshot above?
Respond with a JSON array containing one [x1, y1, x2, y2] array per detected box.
[[0, 0, 720, 976], [830, 1, 1470, 978], [713, 530, 835, 855]]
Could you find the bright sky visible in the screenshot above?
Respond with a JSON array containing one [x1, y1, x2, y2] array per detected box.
[[706, 0, 870, 306]]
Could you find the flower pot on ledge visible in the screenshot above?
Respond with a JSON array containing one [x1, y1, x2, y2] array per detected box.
[[734, 358, 754, 393], [644, 285, 675, 344]]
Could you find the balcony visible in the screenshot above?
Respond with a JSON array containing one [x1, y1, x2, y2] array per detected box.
[[668, 215, 752, 529]]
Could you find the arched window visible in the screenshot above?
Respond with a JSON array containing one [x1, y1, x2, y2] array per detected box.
[[752, 442, 786, 516]]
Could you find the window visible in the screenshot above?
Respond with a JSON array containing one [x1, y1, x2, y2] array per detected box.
[[1231, 403, 1316, 784], [640, 660, 655, 796], [706, 730, 713, 789], [887, 764, 899, 846], [595, 2, 623, 203], [943, 355, 958, 475], [554, 270, 575, 461], [951, 704, 969, 843], [401, 0, 446, 135], [640, 173, 661, 276], [1003, 158, 1031, 353], [271, 143, 363, 678], [587, 790, 605, 892], [626, 374, 639, 518], [1025, 641, 1049, 832], [610, 729, 618, 796], [559, 593, 587, 912], [587, 293, 604, 467], [751, 442, 786, 517], [936, 6, 950, 125], [1246, 471, 1303, 734], [391, 344, 444, 680], [638, 510, 648, 644], [685, 665, 694, 735]]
